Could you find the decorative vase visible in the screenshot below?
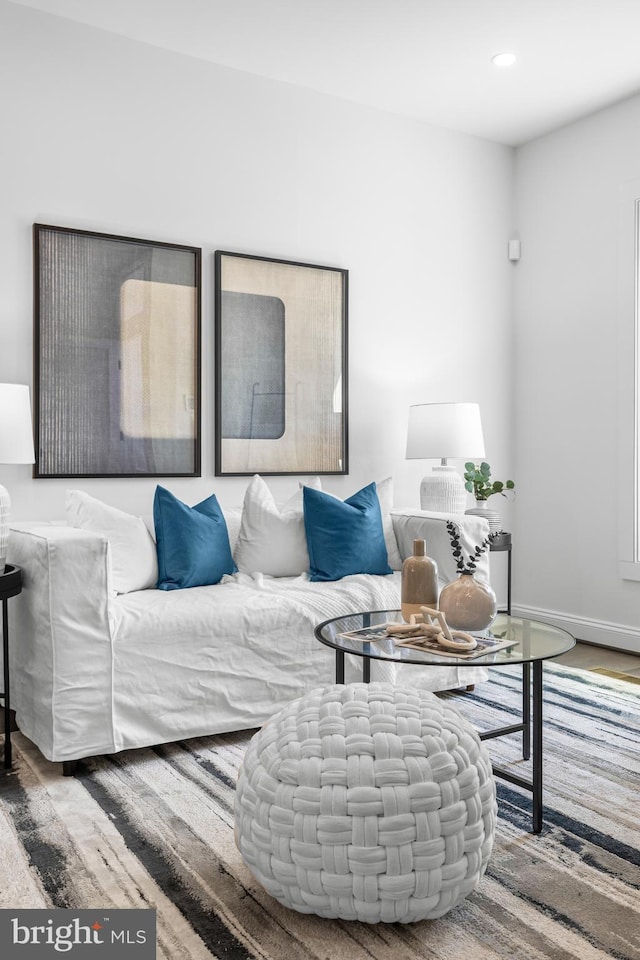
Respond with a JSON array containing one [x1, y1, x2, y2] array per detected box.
[[465, 499, 502, 533], [401, 539, 438, 622], [438, 572, 497, 632]]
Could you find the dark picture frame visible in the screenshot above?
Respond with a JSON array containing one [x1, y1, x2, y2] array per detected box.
[[34, 224, 201, 478], [215, 251, 348, 476]]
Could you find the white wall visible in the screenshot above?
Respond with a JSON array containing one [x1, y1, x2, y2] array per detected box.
[[0, 0, 514, 524], [514, 94, 640, 651], [4, 3, 638, 650]]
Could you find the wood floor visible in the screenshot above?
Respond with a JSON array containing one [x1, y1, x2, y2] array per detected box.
[[556, 640, 640, 679]]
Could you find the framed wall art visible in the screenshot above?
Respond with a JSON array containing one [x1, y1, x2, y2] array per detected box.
[[214, 251, 348, 476], [34, 224, 201, 478]]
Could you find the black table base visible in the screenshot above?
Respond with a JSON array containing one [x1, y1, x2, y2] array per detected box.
[[1, 564, 22, 770], [334, 650, 544, 834]]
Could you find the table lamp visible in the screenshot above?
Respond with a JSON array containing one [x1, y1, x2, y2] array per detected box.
[[406, 402, 485, 513], [0, 384, 35, 574]]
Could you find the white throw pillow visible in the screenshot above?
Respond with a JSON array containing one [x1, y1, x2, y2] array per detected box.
[[221, 506, 243, 555], [66, 490, 158, 594], [375, 477, 403, 570], [234, 475, 320, 577]]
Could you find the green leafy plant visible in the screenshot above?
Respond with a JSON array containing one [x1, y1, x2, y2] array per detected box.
[[464, 461, 515, 501]]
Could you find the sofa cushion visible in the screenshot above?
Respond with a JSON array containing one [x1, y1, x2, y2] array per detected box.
[[374, 477, 403, 571], [154, 486, 236, 590], [221, 506, 243, 555], [66, 489, 157, 594], [303, 482, 393, 581], [233, 475, 321, 577]]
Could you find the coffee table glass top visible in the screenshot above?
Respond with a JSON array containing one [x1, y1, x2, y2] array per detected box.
[[315, 611, 575, 667]]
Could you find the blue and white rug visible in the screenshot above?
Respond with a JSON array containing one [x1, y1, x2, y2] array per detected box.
[[0, 663, 638, 959]]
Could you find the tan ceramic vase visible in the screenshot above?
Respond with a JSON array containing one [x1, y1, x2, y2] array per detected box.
[[438, 572, 497, 632], [401, 539, 438, 622]]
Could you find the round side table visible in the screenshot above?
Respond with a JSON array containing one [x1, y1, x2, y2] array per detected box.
[[315, 611, 575, 834], [1, 564, 22, 769]]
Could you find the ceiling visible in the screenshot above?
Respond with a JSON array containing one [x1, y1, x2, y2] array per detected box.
[[10, 0, 640, 145]]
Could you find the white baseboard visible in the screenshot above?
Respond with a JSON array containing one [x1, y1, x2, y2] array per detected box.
[[512, 604, 640, 654]]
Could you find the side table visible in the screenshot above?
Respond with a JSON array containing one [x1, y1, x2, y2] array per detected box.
[[490, 531, 512, 615], [1, 564, 22, 769]]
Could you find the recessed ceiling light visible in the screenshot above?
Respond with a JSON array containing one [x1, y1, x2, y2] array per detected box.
[[491, 52, 516, 68]]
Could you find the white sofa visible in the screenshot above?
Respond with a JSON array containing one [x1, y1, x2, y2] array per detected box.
[[6, 484, 491, 771]]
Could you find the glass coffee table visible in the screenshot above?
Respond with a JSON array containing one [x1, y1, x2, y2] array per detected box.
[[314, 610, 575, 833]]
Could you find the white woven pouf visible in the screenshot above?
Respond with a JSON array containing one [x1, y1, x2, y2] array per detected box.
[[235, 682, 497, 923]]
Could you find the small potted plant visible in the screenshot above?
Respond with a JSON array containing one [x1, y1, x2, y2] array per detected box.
[[464, 462, 515, 501], [463, 461, 514, 532]]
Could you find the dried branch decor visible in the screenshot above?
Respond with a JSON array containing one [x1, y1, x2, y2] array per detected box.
[[446, 520, 491, 575]]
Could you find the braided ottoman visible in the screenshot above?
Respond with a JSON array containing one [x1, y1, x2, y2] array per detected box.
[[234, 682, 497, 923]]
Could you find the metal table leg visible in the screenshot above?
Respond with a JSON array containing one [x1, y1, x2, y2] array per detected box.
[[532, 660, 544, 834], [362, 613, 371, 683], [335, 649, 345, 684], [2, 598, 11, 768], [335, 646, 371, 683], [522, 662, 531, 760], [362, 655, 371, 683], [483, 660, 545, 833]]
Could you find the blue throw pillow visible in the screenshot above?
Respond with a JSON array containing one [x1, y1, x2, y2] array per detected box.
[[303, 482, 393, 582], [154, 486, 237, 590]]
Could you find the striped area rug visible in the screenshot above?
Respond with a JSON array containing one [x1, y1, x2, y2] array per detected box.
[[0, 663, 638, 960]]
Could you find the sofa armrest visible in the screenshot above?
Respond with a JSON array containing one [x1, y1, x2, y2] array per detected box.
[[7, 523, 117, 762], [390, 510, 491, 586]]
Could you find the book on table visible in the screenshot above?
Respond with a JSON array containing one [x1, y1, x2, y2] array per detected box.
[[337, 624, 518, 660]]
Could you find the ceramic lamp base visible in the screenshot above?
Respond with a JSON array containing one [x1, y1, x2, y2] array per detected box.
[[420, 466, 466, 513]]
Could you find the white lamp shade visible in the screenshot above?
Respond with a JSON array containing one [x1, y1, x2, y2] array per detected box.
[[0, 383, 34, 572], [0, 383, 35, 464], [406, 402, 485, 461]]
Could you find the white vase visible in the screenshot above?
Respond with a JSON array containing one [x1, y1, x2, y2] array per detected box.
[[465, 499, 502, 533]]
